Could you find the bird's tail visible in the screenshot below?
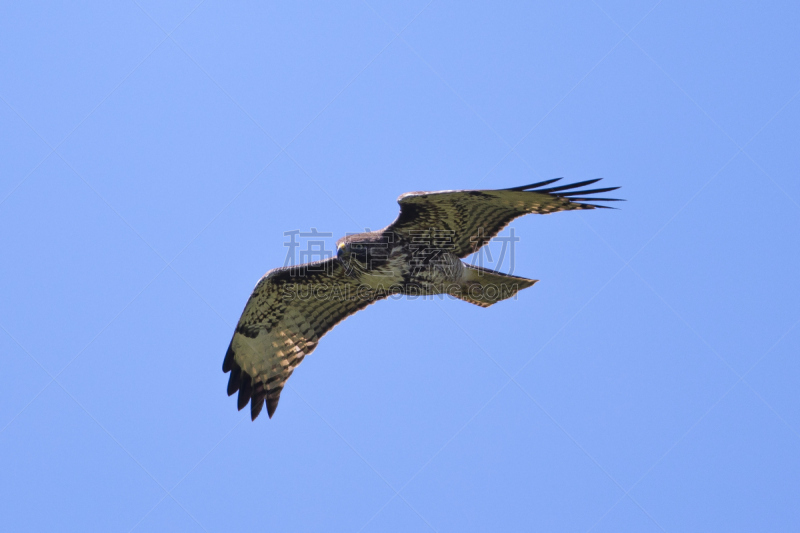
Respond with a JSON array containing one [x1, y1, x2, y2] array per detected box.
[[450, 264, 538, 308]]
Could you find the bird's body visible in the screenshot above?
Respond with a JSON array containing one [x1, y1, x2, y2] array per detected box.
[[223, 179, 622, 420], [337, 229, 466, 293]]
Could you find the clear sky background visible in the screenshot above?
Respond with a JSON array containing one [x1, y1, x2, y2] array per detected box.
[[1, 1, 799, 532]]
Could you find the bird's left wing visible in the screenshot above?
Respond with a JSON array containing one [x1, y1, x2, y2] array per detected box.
[[223, 258, 382, 420], [386, 179, 621, 258]]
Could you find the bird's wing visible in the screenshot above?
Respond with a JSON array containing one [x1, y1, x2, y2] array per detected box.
[[223, 257, 383, 420], [386, 179, 622, 258]]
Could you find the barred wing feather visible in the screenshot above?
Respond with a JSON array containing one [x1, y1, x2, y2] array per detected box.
[[387, 178, 621, 258], [223, 258, 383, 420]]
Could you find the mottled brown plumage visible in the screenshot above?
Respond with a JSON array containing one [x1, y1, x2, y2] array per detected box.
[[224, 179, 621, 419]]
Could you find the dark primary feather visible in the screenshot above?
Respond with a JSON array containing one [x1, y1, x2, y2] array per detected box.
[[504, 178, 563, 190], [535, 178, 602, 193], [560, 187, 620, 196]]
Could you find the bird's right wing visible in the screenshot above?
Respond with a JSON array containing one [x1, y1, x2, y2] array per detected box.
[[223, 258, 383, 420], [386, 179, 622, 258]]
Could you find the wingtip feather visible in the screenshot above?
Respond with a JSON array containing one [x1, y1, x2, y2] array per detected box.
[[565, 197, 625, 202], [580, 203, 618, 210], [267, 397, 280, 418], [251, 397, 264, 420], [227, 364, 241, 396], [538, 178, 602, 193], [505, 178, 562, 191], [222, 341, 235, 373], [237, 373, 252, 411], [530, 178, 624, 207], [560, 186, 620, 196]]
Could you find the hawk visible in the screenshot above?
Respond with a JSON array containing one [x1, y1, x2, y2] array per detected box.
[[223, 178, 621, 420]]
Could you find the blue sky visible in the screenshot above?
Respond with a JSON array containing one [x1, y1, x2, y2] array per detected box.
[[1, 1, 799, 531]]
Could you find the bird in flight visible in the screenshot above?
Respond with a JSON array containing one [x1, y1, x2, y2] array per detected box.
[[223, 178, 621, 420]]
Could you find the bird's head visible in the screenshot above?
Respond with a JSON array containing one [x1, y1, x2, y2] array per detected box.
[[338, 233, 388, 276], [337, 239, 368, 276]]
